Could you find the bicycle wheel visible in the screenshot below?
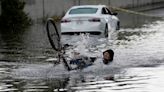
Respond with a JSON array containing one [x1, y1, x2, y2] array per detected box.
[[46, 18, 61, 51]]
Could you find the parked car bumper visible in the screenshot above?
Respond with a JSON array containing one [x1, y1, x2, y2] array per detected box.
[[61, 22, 104, 34]]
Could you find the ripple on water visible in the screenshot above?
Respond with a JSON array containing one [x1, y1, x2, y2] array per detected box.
[[69, 66, 164, 92], [0, 17, 164, 92]]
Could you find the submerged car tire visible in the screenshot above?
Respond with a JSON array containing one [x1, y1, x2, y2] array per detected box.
[[104, 25, 108, 37], [116, 21, 120, 30]]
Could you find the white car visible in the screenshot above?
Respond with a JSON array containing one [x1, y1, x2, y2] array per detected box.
[[61, 5, 120, 37]]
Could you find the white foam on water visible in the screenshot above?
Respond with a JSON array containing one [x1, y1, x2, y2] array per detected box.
[[11, 20, 164, 81], [113, 20, 164, 67]]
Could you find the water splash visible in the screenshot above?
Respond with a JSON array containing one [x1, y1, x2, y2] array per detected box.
[[73, 33, 91, 55]]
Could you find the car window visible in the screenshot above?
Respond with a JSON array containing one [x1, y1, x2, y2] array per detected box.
[[102, 7, 112, 15], [102, 8, 107, 14], [105, 8, 112, 15], [69, 8, 98, 14]]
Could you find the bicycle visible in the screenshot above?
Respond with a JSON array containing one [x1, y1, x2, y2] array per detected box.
[[46, 18, 96, 71], [46, 18, 71, 71]]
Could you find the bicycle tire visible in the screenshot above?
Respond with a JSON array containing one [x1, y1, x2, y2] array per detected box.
[[46, 18, 61, 51]]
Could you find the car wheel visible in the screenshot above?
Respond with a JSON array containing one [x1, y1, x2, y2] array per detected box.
[[104, 25, 108, 37], [116, 22, 120, 30]]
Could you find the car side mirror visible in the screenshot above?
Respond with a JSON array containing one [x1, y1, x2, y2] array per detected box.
[[112, 12, 118, 16]]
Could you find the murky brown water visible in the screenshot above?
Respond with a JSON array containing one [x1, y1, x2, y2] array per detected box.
[[0, 7, 164, 92]]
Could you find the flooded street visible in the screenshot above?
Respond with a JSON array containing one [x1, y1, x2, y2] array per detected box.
[[0, 7, 164, 92]]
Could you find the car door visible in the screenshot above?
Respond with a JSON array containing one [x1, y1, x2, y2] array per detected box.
[[101, 7, 118, 30], [105, 7, 118, 30], [101, 7, 113, 30]]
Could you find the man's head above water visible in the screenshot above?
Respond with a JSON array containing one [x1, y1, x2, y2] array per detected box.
[[103, 49, 114, 64]]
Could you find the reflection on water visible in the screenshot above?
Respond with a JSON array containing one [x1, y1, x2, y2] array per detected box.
[[0, 61, 164, 92], [0, 8, 164, 91], [0, 23, 56, 63], [70, 67, 164, 92], [117, 10, 162, 28]]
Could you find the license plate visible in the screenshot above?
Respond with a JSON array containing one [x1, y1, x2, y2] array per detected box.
[[76, 20, 83, 24]]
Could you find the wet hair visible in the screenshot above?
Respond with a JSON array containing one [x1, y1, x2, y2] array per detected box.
[[103, 49, 114, 64]]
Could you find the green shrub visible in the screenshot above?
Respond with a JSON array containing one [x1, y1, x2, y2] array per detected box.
[[0, 0, 32, 33]]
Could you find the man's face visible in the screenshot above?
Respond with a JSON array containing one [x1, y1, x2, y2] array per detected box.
[[103, 52, 111, 60]]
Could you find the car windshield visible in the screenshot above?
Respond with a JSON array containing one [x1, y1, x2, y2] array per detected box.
[[69, 8, 98, 14]]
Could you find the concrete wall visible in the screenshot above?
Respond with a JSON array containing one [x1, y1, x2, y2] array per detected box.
[[24, 0, 164, 20], [24, 0, 75, 20], [110, 0, 163, 8]]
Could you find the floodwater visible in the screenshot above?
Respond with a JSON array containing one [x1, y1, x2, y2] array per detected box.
[[0, 8, 164, 92]]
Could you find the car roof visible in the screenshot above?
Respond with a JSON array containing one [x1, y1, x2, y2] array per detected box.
[[70, 5, 107, 9], [65, 5, 107, 16]]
